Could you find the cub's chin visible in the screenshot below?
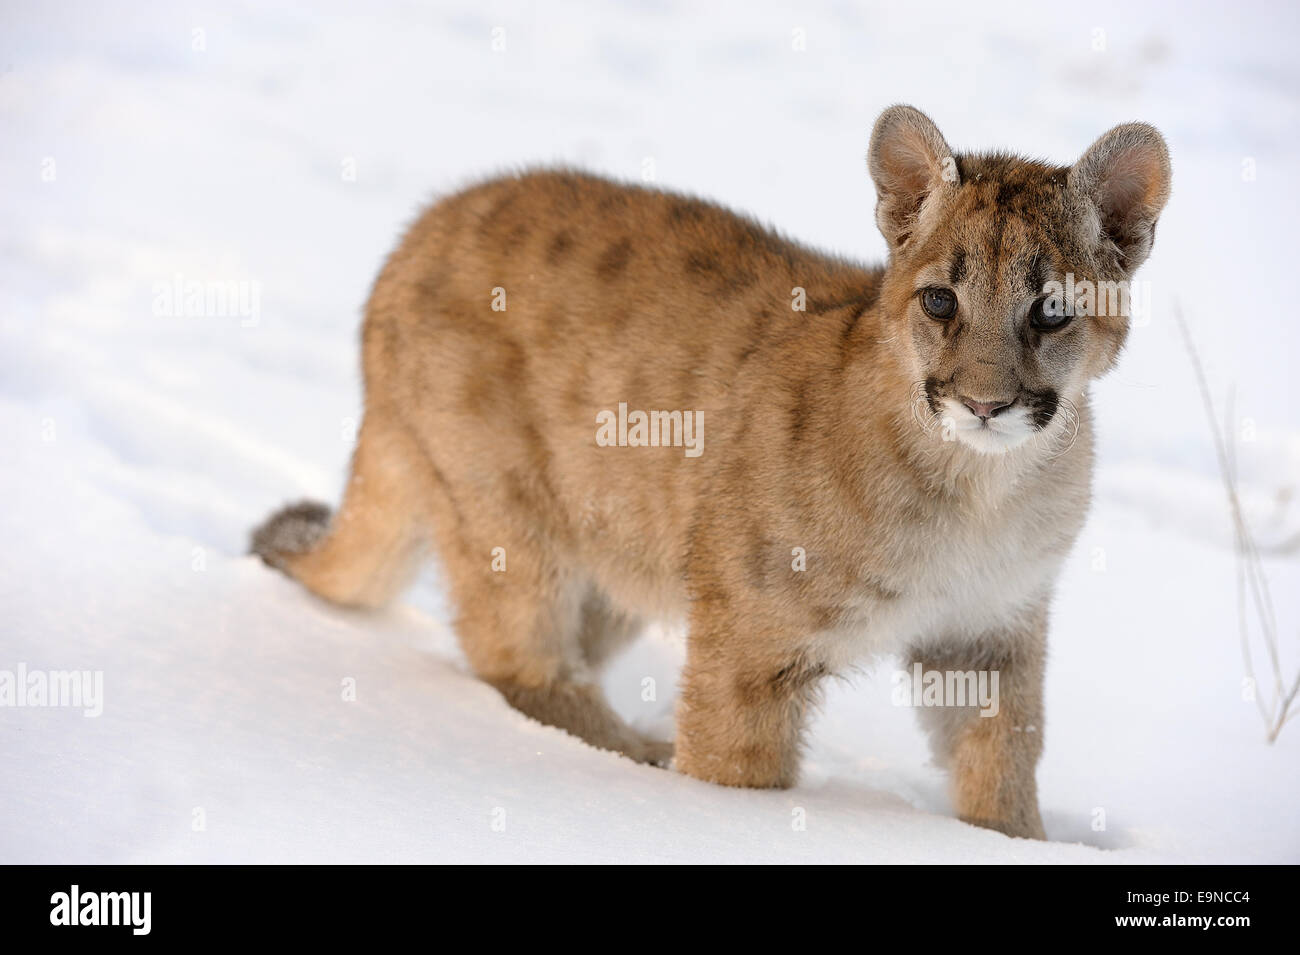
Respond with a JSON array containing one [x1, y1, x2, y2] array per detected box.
[[952, 426, 1031, 455]]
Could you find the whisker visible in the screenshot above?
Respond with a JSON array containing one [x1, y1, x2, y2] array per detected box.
[[1045, 395, 1081, 458], [909, 380, 941, 435]]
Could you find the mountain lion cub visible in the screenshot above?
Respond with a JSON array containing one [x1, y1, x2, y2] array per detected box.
[[253, 106, 1170, 839]]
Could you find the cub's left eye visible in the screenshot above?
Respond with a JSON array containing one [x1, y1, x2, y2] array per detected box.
[[1028, 296, 1071, 331], [920, 287, 958, 321]]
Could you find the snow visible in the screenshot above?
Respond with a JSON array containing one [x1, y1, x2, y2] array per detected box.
[[2, 0, 1298, 863]]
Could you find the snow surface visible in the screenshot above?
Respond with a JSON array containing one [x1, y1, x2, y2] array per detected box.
[[2, 0, 1298, 863]]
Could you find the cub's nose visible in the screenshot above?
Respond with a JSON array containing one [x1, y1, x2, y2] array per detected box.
[[961, 397, 1013, 420]]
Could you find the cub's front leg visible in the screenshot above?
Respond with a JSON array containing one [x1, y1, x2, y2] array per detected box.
[[675, 598, 823, 789], [909, 605, 1049, 840]]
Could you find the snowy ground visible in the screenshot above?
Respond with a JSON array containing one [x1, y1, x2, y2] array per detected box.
[[2, 0, 1298, 863]]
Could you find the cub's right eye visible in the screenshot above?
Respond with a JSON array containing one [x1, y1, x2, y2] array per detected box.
[[919, 287, 958, 321]]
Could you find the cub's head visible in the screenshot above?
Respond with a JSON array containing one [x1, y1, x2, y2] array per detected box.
[[867, 105, 1171, 454]]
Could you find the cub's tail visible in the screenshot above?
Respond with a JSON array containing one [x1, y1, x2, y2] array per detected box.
[[249, 500, 332, 571], [248, 417, 428, 609]]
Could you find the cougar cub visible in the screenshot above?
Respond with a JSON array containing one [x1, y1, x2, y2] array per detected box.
[[253, 106, 1170, 839]]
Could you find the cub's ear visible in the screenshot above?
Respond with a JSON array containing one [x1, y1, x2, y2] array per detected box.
[[867, 105, 959, 250], [1068, 122, 1172, 274]]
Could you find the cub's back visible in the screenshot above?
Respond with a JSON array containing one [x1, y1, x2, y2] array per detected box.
[[357, 170, 882, 603]]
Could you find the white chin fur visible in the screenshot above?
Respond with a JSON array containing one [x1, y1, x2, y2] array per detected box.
[[938, 399, 1036, 455]]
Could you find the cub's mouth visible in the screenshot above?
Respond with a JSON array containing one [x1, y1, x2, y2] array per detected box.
[[916, 380, 1066, 455], [939, 397, 1036, 453]]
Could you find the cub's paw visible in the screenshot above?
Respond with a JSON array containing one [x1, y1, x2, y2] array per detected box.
[[626, 738, 675, 769]]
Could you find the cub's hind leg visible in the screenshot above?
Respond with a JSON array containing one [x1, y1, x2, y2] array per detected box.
[[434, 521, 669, 766], [576, 589, 643, 670], [251, 413, 429, 609]]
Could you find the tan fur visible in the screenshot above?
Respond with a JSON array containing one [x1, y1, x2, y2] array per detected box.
[[252, 105, 1171, 837]]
